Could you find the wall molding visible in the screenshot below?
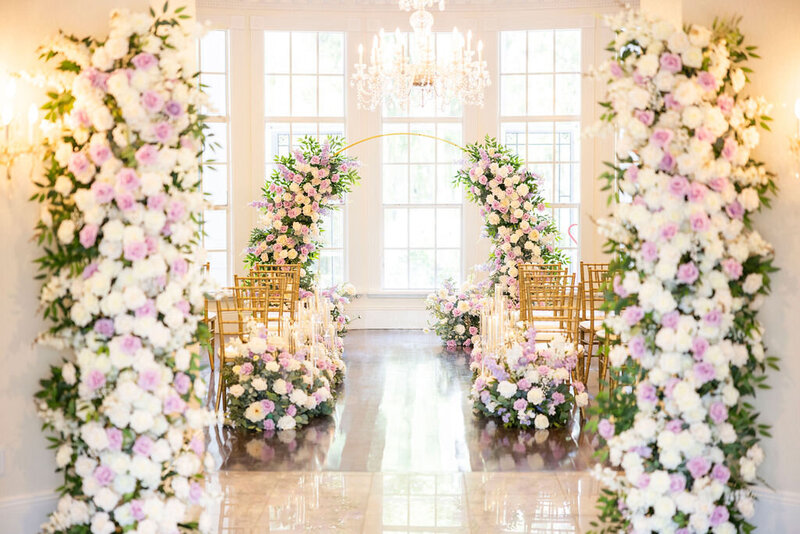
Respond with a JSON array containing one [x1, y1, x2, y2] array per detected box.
[[0, 490, 58, 534]]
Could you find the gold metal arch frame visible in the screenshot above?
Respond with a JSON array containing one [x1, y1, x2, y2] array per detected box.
[[333, 132, 463, 156]]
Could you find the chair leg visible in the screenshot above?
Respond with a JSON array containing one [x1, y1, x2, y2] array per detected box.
[[585, 329, 595, 388]]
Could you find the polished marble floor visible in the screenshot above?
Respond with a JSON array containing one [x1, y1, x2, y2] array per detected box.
[[208, 330, 602, 533]]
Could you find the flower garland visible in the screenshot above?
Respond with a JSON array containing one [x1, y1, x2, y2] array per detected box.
[[425, 276, 488, 349], [245, 136, 361, 290], [220, 320, 343, 432], [470, 330, 588, 429], [30, 6, 215, 533], [587, 11, 777, 533], [454, 137, 567, 301]]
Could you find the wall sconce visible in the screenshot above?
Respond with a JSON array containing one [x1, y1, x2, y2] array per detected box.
[[0, 71, 42, 188]]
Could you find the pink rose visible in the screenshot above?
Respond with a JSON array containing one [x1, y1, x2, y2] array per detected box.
[[79, 224, 99, 248], [659, 53, 682, 73]]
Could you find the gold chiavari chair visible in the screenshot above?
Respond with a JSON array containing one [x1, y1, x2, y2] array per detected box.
[[519, 271, 581, 345], [215, 276, 287, 411], [202, 263, 216, 372], [518, 263, 568, 323], [234, 274, 293, 332], [250, 263, 301, 318], [578, 262, 611, 386]]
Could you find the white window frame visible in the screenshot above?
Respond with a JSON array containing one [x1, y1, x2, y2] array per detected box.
[[498, 28, 583, 271], [199, 28, 233, 286]]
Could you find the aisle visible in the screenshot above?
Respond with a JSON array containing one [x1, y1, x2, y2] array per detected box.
[[209, 330, 601, 533]]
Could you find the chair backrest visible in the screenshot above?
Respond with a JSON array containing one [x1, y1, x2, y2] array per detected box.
[[233, 275, 290, 329], [216, 277, 287, 363], [518, 263, 568, 321], [249, 264, 301, 317], [519, 271, 580, 343], [579, 262, 610, 324]]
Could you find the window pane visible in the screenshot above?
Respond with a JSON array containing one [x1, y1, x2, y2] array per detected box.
[[200, 30, 226, 73], [324, 209, 344, 248], [291, 123, 318, 149], [408, 208, 435, 248], [319, 76, 344, 116], [527, 30, 553, 73], [384, 249, 408, 289], [436, 164, 461, 204], [265, 32, 290, 74], [291, 75, 317, 116], [319, 122, 345, 138], [383, 165, 408, 204], [555, 73, 580, 116], [203, 210, 227, 250], [319, 33, 344, 74], [500, 75, 526, 116], [436, 208, 460, 248], [203, 122, 228, 163], [202, 73, 227, 116], [436, 249, 460, 285], [265, 122, 291, 163], [410, 123, 436, 163], [527, 122, 553, 162], [202, 163, 227, 206], [384, 208, 408, 248], [383, 124, 408, 163], [436, 123, 462, 163], [556, 163, 580, 203], [291, 33, 317, 74], [555, 207, 579, 248], [531, 163, 554, 203], [556, 121, 581, 161], [501, 122, 526, 159], [409, 165, 435, 203], [501, 31, 526, 73], [207, 251, 228, 287], [409, 249, 435, 288], [555, 30, 581, 72], [265, 75, 290, 116], [527, 74, 553, 116]]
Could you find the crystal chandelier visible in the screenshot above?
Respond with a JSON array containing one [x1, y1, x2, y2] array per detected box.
[[351, 0, 490, 110]]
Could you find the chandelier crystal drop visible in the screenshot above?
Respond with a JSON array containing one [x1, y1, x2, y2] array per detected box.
[[351, 0, 490, 111]]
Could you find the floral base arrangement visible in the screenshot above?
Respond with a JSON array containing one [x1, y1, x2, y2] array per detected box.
[[470, 330, 588, 430], [454, 137, 567, 301], [221, 320, 345, 432], [31, 5, 216, 533], [425, 276, 488, 349], [587, 9, 777, 533], [320, 282, 360, 335]]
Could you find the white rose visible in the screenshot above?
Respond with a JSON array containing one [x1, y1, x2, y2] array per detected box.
[[526, 387, 544, 405], [93, 488, 119, 511], [277, 414, 296, 430], [244, 402, 266, 423], [273, 379, 288, 395], [289, 389, 308, 406], [737, 496, 755, 518], [454, 324, 466, 335], [57, 220, 76, 244], [497, 380, 517, 399], [534, 414, 549, 430], [54, 175, 73, 196], [229, 384, 245, 398], [251, 377, 267, 391], [742, 273, 763, 294], [55, 444, 73, 468], [62, 362, 77, 385]]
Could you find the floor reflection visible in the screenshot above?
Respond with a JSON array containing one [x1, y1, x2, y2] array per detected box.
[[209, 330, 597, 474], [207, 330, 602, 532]]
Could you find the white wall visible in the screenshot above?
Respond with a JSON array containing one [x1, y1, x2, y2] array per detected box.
[[0, 3, 191, 532], [679, 0, 800, 523]]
